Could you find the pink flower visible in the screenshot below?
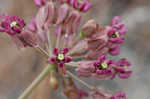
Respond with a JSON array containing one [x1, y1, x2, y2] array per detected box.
[[92, 56, 114, 80], [76, 55, 115, 80], [0, 14, 25, 35], [0, 1, 133, 98], [0, 14, 38, 48], [108, 43, 121, 56], [107, 16, 128, 44], [34, 0, 46, 6], [111, 92, 126, 99], [72, 0, 91, 12], [48, 48, 72, 74], [107, 27, 125, 44], [106, 16, 128, 56], [111, 16, 128, 34], [76, 61, 95, 77], [113, 58, 132, 79], [58, 0, 92, 12]]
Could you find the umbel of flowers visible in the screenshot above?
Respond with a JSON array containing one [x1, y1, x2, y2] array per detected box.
[[0, 0, 132, 99]]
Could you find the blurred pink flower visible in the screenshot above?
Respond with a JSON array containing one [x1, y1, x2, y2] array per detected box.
[[114, 58, 132, 79], [111, 92, 126, 99], [34, 0, 46, 6]]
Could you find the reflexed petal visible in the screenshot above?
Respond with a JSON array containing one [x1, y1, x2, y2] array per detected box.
[[118, 71, 132, 79], [53, 48, 59, 55]]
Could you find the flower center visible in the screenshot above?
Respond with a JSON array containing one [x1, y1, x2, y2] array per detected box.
[[10, 21, 18, 28], [57, 54, 65, 61], [79, 32, 84, 38], [99, 62, 108, 69], [124, 66, 128, 71], [112, 32, 119, 38], [77, 0, 83, 6]]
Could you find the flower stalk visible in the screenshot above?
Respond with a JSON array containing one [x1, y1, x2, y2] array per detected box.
[[66, 71, 94, 90], [18, 64, 56, 99], [34, 45, 49, 58], [65, 62, 79, 68]]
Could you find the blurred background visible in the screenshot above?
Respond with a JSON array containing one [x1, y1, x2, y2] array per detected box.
[[0, 0, 150, 99]]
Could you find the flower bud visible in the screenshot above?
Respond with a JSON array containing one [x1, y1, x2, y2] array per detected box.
[[49, 75, 59, 90], [27, 18, 37, 33], [81, 19, 97, 37], [45, 2, 56, 27], [82, 2, 92, 12], [68, 39, 88, 56], [56, 4, 69, 25], [65, 10, 81, 34]]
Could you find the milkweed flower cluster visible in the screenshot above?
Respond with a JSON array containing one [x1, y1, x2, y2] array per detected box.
[[0, 0, 132, 99]]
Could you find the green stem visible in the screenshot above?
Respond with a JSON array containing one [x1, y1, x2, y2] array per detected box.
[[18, 64, 56, 99], [65, 62, 79, 68], [34, 45, 49, 58]]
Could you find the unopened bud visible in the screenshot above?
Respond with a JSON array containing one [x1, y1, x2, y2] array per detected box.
[[56, 4, 69, 25], [81, 19, 98, 37], [49, 76, 59, 90]]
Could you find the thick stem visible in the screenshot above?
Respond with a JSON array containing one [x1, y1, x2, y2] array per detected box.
[[18, 64, 56, 99], [66, 71, 94, 90]]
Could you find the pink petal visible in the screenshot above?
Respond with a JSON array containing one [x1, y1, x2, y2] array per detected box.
[[53, 48, 59, 55], [64, 56, 72, 62], [34, 0, 46, 6]]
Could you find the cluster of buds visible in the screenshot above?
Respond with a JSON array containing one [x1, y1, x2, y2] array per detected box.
[[0, 0, 133, 99]]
